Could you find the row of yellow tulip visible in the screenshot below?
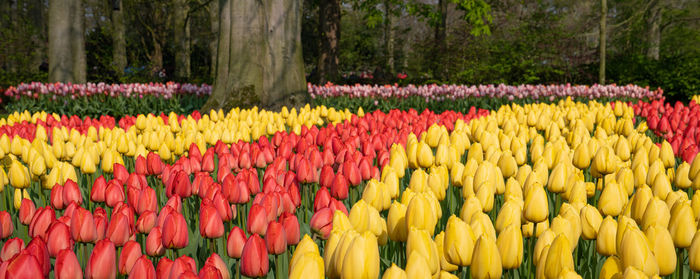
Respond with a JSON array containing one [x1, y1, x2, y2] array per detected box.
[[299, 99, 699, 278]]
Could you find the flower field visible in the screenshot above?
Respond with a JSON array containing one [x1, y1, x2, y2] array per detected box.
[[0, 83, 699, 279]]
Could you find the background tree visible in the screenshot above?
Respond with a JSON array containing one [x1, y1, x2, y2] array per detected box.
[[48, 0, 86, 83]]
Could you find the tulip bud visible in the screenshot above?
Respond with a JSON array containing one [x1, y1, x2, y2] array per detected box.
[[0, 211, 12, 239], [405, 193, 437, 235], [417, 141, 434, 168], [471, 236, 502, 279], [580, 204, 603, 240], [128, 256, 156, 279], [405, 251, 433, 279], [382, 264, 407, 279], [86, 239, 117, 279], [619, 226, 659, 276], [644, 225, 676, 275], [669, 200, 696, 248], [240, 234, 269, 277], [524, 184, 548, 223], [406, 227, 439, 276], [598, 180, 625, 216], [388, 201, 408, 242], [8, 160, 30, 189], [497, 224, 523, 269], [543, 234, 574, 279], [56, 249, 83, 279], [119, 241, 142, 275]]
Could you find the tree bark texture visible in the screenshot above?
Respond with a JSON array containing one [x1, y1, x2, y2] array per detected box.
[[174, 0, 191, 79], [112, 0, 127, 76], [29, 0, 46, 70], [71, 0, 86, 83], [205, 0, 307, 110], [599, 0, 607, 85], [209, 0, 219, 78], [317, 0, 341, 84], [49, 0, 75, 82], [433, 0, 448, 80], [646, 2, 662, 60]]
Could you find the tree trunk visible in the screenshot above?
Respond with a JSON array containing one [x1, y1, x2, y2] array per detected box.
[[8, 0, 18, 73], [317, 0, 340, 84], [599, 0, 607, 85], [384, 0, 394, 76], [174, 0, 191, 79], [204, 0, 307, 110], [646, 2, 662, 60], [433, 0, 448, 81], [209, 0, 219, 79], [29, 0, 45, 70], [71, 0, 86, 83], [152, 40, 163, 73], [49, 0, 75, 82], [112, 0, 127, 76]]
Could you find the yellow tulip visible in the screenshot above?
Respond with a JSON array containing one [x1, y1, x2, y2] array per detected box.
[[580, 204, 603, 240], [406, 227, 439, 276], [417, 141, 434, 168], [630, 186, 653, 223], [597, 216, 617, 256], [543, 234, 574, 279], [467, 142, 484, 164], [619, 226, 659, 277], [443, 215, 475, 267], [29, 155, 46, 177], [289, 251, 324, 279], [340, 231, 380, 279], [291, 235, 320, 267], [382, 264, 407, 279], [675, 162, 692, 189], [8, 160, 30, 189], [434, 232, 458, 272], [470, 236, 502, 279], [459, 196, 482, 223], [409, 169, 428, 193], [13, 188, 22, 209], [598, 180, 625, 216], [405, 252, 433, 279], [600, 256, 623, 279], [387, 201, 408, 242], [547, 163, 567, 193], [495, 200, 521, 234], [689, 230, 700, 272], [651, 172, 672, 200], [496, 224, 523, 269], [349, 200, 385, 239], [659, 141, 675, 168], [406, 193, 437, 235], [640, 198, 670, 230], [497, 151, 517, 178], [643, 225, 676, 276], [591, 146, 616, 177], [362, 179, 391, 211], [572, 143, 591, 169], [669, 200, 696, 248], [524, 184, 548, 223], [79, 152, 96, 174]]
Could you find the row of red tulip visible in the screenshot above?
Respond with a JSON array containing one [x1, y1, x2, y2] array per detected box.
[[0, 107, 488, 278], [633, 99, 700, 162]]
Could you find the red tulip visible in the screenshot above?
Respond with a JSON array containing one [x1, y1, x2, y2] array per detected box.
[[71, 207, 97, 243], [55, 249, 83, 279], [90, 176, 108, 203], [343, 161, 361, 186], [202, 149, 216, 173], [118, 241, 142, 275], [162, 211, 189, 249], [0, 212, 12, 240], [313, 186, 332, 212], [204, 253, 230, 279], [63, 201, 79, 220], [136, 210, 157, 234], [359, 157, 372, 180], [135, 155, 147, 175], [105, 180, 126, 208], [171, 171, 192, 198], [309, 207, 333, 239], [107, 211, 132, 247], [46, 222, 73, 258], [147, 152, 163, 175], [18, 199, 35, 225], [165, 195, 183, 213], [50, 184, 65, 210], [113, 164, 129, 185], [94, 212, 108, 241], [0, 238, 24, 262], [128, 256, 156, 279], [279, 212, 300, 245], [212, 192, 233, 222], [62, 180, 83, 206], [296, 158, 313, 184], [136, 187, 158, 215], [29, 206, 55, 241], [168, 256, 197, 279], [145, 227, 165, 257], [246, 204, 268, 236], [240, 234, 269, 278], [227, 226, 247, 259], [265, 221, 287, 255], [258, 193, 280, 222], [330, 173, 349, 200], [1, 252, 42, 279], [200, 200, 225, 239], [198, 265, 223, 279], [24, 237, 49, 276], [280, 191, 296, 214], [156, 257, 174, 279], [86, 239, 116, 279]]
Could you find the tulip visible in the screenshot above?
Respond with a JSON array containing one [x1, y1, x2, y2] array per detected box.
[[55, 249, 83, 279], [2, 253, 43, 278], [118, 241, 142, 275], [641, 197, 670, 230], [341, 231, 381, 279], [247, 204, 268, 236], [331, 173, 349, 200], [0, 211, 12, 239], [0, 238, 24, 262], [543, 234, 574, 279], [524, 184, 548, 223], [18, 198, 35, 225], [290, 234, 319, 269], [289, 251, 324, 279], [644, 225, 675, 275], [598, 180, 624, 216], [155, 255, 174, 278], [128, 256, 156, 279], [136, 211, 157, 234], [162, 211, 189, 249], [107, 211, 131, 247], [599, 256, 623, 279], [591, 146, 616, 177], [580, 204, 603, 240], [619, 226, 659, 276], [382, 264, 407, 279], [405, 251, 433, 279], [434, 232, 458, 272], [145, 227, 165, 257], [497, 224, 523, 269], [46, 222, 73, 257], [227, 226, 247, 259], [204, 253, 230, 279], [417, 141, 434, 168], [86, 239, 117, 279], [200, 201, 225, 239], [265, 221, 287, 255], [240, 234, 269, 278], [91, 176, 107, 203], [62, 180, 82, 206], [405, 193, 437, 235], [279, 212, 300, 245], [443, 215, 475, 266], [71, 207, 97, 243], [471, 235, 502, 279], [8, 160, 30, 189], [387, 201, 408, 242], [406, 227, 439, 276], [50, 184, 65, 210], [29, 206, 55, 240], [168, 256, 197, 278], [669, 200, 696, 248]]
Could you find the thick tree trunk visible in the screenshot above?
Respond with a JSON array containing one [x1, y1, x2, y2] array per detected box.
[[29, 0, 45, 70], [49, 0, 75, 82], [204, 0, 307, 110], [209, 0, 219, 79], [433, 0, 448, 80], [71, 0, 86, 83], [151, 40, 163, 73], [174, 0, 191, 79], [599, 0, 607, 85], [384, 0, 394, 76], [112, 0, 127, 76], [317, 0, 340, 84], [646, 3, 662, 60]]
